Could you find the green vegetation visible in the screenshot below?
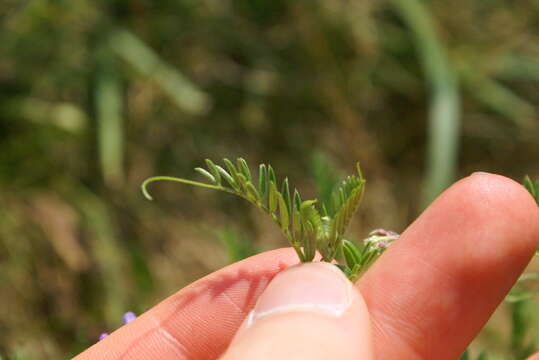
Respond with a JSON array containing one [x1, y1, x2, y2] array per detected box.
[[143, 159, 395, 280]]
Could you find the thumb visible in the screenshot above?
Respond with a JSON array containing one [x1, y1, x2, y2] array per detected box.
[[220, 262, 374, 360]]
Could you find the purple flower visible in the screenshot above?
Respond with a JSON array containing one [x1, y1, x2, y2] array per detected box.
[[376, 240, 389, 249], [369, 228, 391, 236], [122, 312, 137, 325], [369, 229, 399, 238], [97, 312, 137, 342], [364, 228, 400, 250]]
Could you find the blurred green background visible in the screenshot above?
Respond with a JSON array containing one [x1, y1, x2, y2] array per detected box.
[[2, 0, 539, 358]]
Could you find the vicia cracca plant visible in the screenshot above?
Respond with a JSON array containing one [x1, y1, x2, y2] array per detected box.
[[142, 158, 399, 281]]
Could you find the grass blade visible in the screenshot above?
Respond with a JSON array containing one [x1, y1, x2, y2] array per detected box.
[[95, 45, 124, 188], [390, 0, 461, 207], [109, 28, 209, 115]]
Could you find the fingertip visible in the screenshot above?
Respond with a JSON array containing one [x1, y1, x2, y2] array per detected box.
[[464, 172, 539, 220], [465, 172, 539, 221], [457, 172, 539, 258]]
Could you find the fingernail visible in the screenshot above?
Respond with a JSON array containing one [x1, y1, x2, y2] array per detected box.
[[471, 171, 491, 176], [245, 262, 352, 327]]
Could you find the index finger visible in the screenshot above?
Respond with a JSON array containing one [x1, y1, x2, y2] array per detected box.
[[74, 248, 300, 360]]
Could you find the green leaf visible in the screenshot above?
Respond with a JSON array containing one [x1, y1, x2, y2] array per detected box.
[[299, 200, 323, 256], [335, 264, 353, 279], [245, 181, 261, 202], [524, 175, 536, 197], [523, 175, 539, 206], [300, 200, 320, 227], [293, 189, 302, 211], [339, 187, 345, 206], [281, 177, 291, 213], [234, 173, 259, 202], [342, 239, 361, 269], [459, 349, 469, 360], [195, 167, 217, 184], [237, 157, 252, 181], [331, 189, 341, 214], [215, 165, 239, 191], [303, 221, 316, 262], [320, 204, 328, 217], [330, 165, 365, 240], [236, 172, 248, 189], [268, 165, 276, 185], [359, 249, 377, 268], [258, 164, 268, 199], [292, 208, 302, 242], [224, 158, 241, 186], [268, 181, 278, 214], [277, 192, 289, 230], [205, 159, 221, 185]]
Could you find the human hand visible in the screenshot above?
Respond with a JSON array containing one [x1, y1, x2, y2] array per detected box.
[[74, 173, 539, 360]]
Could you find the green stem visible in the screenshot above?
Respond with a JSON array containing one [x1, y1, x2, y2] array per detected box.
[[141, 176, 229, 200], [292, 245, 306, 262], [142, 175, 308, 262]]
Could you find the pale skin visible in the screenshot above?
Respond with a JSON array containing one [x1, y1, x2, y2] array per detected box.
[[74, 173, 539, 360]]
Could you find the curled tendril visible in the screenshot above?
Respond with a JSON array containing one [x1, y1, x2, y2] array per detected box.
[[141, 158, 397, 280]]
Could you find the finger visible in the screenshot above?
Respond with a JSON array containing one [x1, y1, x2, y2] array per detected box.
[[526, 353, 539, 360], [74, 248, 301, 360], [221, 262, 373, 360], [358, 173, 539, 360]]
